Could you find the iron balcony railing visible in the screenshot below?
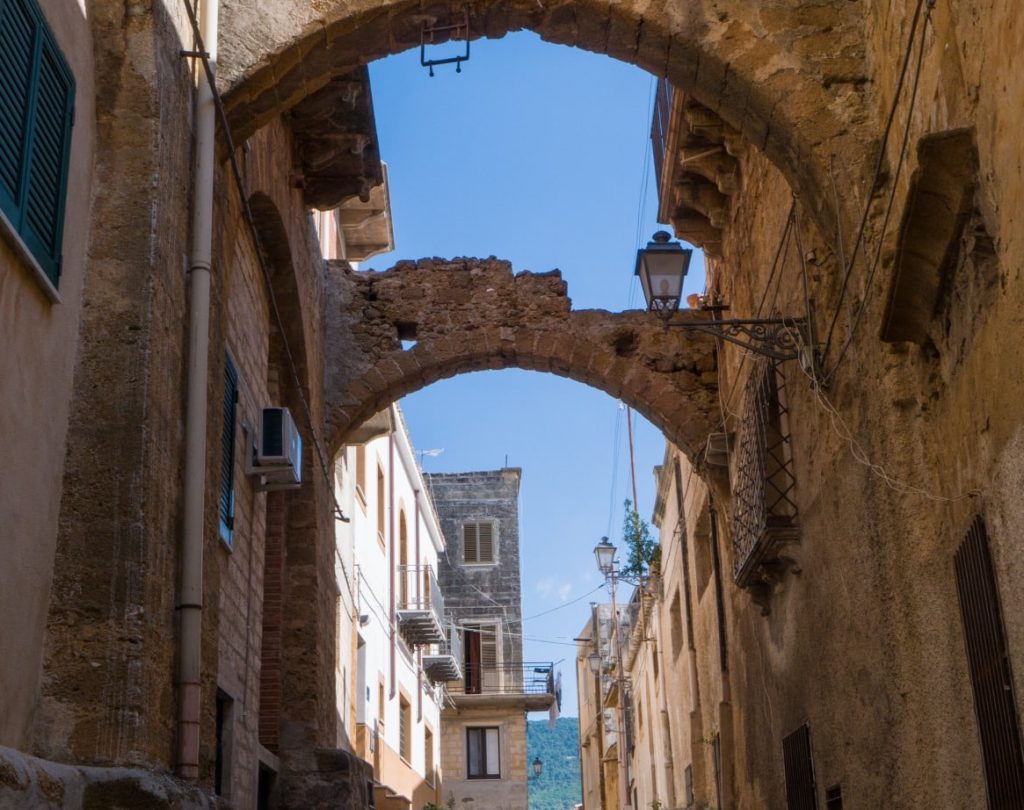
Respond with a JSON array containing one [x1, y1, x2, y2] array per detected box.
[[422, 621, 463, 683], [396, 564, 446, 645], [731, 356, 799, 590], [446, 661, 555, 698], [651, 78, 674, 190]]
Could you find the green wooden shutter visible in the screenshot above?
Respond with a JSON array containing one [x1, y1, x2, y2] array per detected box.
[[0, 0, 35, 219], [219, 356, 239, 545], [0, 0, 74, 287], [23, 34, 74, 283]]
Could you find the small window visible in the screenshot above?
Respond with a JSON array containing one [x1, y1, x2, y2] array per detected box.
[[376, 465, 385, 543], [463, 521, 495, 564], [219, 355, 239, 546], [425, 727, 435, 784], [825, 785, 843, 810], [355, 445, 366, 504], [782, 724, 818, 810], [670, 590, 684, 658], [684, 764, 694, 807], [215, 691, 235, 797], [0, 0, 75, 290], [466, 726, 500, 779], [399, 695, 411, 762]]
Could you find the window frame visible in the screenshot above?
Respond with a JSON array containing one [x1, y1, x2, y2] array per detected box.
[[0, 0, 75, 298], [462, 520, 497, 565], [218, 354, 239, 548], [466, 726, 501, 780]]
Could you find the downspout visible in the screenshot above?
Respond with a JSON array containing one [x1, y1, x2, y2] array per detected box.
[[389, 431, 396, 699], [178, 0, 219, 780], [415, 491, 422, 722]]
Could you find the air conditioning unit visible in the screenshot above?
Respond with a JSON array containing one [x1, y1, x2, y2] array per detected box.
[[249, 407, 302, 489]]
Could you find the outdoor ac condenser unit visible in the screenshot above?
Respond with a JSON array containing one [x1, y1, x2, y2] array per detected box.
[[255, 407, 302, 486]]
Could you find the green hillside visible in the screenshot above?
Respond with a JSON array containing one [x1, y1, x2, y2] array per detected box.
[[528, 717, 582, 810]]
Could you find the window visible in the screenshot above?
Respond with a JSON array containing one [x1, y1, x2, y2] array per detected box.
[[466, 727, 500, 779], [684, 764, 694, 807], [782, 724, 818, 810], [355, 445, 366, 504], [463, 521, 495, 564], [219, 355, 239, 546], [215, 691, 235, 797], [824, 785, 843, 810], [376, 465, 385, 545], [399, 695, 411, 762], [0, 0, 75, 290], [670, 590, 684, 659], [377, 678, 386, 731], [424, 727, 435, 784], [955, 516, 1024, 808]]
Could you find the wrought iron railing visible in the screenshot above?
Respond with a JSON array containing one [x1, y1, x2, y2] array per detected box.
[[446, 661, 554, 697], [731, 356, 799, 587], [651, 78, 674, 188]]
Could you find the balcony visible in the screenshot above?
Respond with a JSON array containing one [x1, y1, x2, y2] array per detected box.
[[446, 662, 556, 712], [422, 622, 463, 683], [396, 564, 445, 646], [731, 356, 800, 609]]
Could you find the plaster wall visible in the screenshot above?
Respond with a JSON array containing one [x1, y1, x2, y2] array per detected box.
[[0, 0, 94, 751]]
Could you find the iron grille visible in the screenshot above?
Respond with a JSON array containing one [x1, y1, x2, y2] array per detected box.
[[782, 724, 818, 810], [731, 356, 799, 585], [954, 516, 1024, 809]]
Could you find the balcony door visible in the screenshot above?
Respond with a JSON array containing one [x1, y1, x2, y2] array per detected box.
[[463, 623, 499, 694]]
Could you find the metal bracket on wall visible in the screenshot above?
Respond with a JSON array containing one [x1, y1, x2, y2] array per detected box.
[[420, 11, 470, 76]]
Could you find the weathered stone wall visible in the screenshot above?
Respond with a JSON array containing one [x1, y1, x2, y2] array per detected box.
[[438, 707, 527, 810], [425, 469, 525, 669], [324, 259, 721, 461]]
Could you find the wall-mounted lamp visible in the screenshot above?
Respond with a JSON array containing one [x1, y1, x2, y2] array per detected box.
[[634, 232, 814, 364], [532, 756, 544, 778]]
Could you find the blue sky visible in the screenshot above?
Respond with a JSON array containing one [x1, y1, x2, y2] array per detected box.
[[366, 32, 706, 716]]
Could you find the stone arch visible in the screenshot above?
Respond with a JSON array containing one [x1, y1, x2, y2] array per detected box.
[[323, 257, 722, 464], [219, 0, 872, 239]]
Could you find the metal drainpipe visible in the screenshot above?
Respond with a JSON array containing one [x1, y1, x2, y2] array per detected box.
[[389, 431, 396, 699], [415, 490, 422, 722], [178, 0, 219, 780]]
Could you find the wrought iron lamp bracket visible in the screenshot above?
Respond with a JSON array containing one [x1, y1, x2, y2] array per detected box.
[[665, 315, 812, 363]]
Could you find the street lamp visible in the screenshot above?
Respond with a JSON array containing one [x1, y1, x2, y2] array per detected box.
[[634, 231, 814, 364], [532, 756, 543, 778], [593, 536, 630, 810], [634, 231, 692, 317], [587, 650, 602, 675], [593, 536, 616, 576]]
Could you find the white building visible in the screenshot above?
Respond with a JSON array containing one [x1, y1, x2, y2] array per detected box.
[[335, 405, 453, 809]]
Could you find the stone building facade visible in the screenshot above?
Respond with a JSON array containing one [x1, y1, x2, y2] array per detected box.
[[426, 469, 555, 810], [3, 0, 1024, 807]]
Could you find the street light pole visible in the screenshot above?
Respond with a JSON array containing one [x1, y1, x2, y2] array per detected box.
[[595, 537, 631, 810]]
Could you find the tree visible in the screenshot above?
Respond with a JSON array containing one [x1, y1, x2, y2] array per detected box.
[[619, 499, 659, 579]]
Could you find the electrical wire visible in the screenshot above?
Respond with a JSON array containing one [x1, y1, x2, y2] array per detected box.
[[825, 0, 932, 381], [820, 0, 932, 363], [523, 583, 606, 620]]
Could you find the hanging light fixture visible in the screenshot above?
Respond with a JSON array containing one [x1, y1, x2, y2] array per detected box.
[[593, 536, 616, 577], [587, 650, 602, 675], [532, 756, 544, 778], [632, 231, 815, 364], [635, 231, 692, 319]]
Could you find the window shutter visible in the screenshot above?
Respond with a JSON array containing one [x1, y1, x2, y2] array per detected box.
[[0, 0, 73, 285], [0, 0, 35, 219], [22, 36, 73, 282], [219, 356, 239, 542], [463, 523, 478, 563], [480, 629, 497, 669], [782, 724, 818, 810], [955, 516, 1024, 808], [478, 522, 494, 563]]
